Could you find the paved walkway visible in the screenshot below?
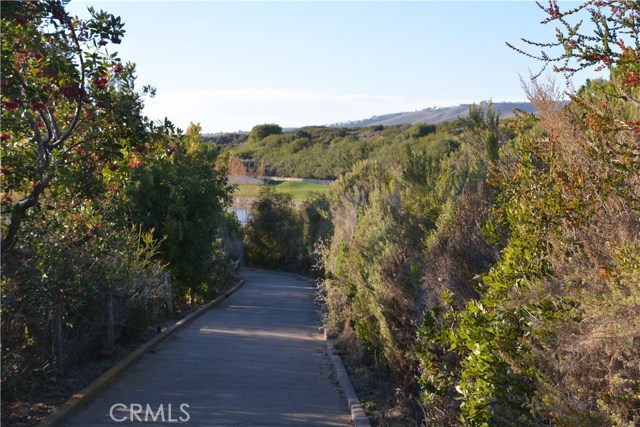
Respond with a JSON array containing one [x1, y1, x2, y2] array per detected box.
[[65, 270, 351, 426]]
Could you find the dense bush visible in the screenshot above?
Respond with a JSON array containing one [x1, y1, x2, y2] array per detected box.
[[319, 3, 640, 426], [230, 123, 468, 179], [248, 123, 283, 145], [319, 106, 502, 407], [127, 123, 236, 306], [298, 193, 333, 272], [409, 123, 437, 138], [413, 3, 640, 425], [1, 218, 165, 399], [243, 187, 331, 274]]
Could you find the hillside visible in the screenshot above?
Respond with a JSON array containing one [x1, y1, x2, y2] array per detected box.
[[228, 109, 514, 180], [334, 101, 535, 127]]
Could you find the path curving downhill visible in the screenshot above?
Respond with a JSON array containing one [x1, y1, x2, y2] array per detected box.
[[65, 269, 351, 426]]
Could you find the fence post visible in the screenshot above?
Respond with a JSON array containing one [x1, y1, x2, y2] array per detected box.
[[53, 311, 64, 376], [165, 272, 173, 316], [106, 291, 115, 351]]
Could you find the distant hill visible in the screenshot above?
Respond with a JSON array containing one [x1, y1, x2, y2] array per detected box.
[[203, 101, 536, 139], [333, 101, 536, 127]]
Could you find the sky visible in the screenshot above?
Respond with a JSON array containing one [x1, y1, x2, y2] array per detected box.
[[68, 1, 604, 133]]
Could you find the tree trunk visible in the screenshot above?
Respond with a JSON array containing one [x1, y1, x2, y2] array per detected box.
[[106, 291, 115, 351], [1, 175, 53, 252], [53, 311, 64, 377]]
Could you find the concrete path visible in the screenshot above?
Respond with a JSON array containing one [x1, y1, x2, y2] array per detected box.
[[65, 270, 352, 426]]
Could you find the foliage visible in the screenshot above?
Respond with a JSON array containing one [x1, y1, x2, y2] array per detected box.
[[243, 187, 302, 269], [230, 123, 473, 179], [312, 35, 634, 423], [242, 187, 331, 273], [127, 123, 234, 305], [0, 1, 155, 251], [409, 123, 437, 138], [413, 3, 640, 426], [0, 2, 239, 412], [507, 0, 639, 79], [247, 123, 282, 145], [1, 216, 165, 399], [298, 193, 332, 273], [320, 104, 503, 403]]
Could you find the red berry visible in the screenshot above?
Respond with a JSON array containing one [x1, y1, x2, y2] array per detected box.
[[53, 9, 65, 21], [3, 100, 20, 110], [60, 85, 81, 100], [93, 76, 108, 90], [15, 15, 28, 25], [107, 163, 119, 171], [1, 167, 10, 175], [32, 102, 46, 111], [113, 64, 123, 74], [127, 159, 142, 169], [1, 133, 9, 142]]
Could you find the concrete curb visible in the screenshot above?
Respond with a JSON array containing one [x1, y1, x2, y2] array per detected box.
[[325, 333, 372, 427], [37, 279, 245, 427]]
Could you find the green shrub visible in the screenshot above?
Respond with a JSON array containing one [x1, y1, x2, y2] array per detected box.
[[243, 188, 303, 269], [248, 123, 283, 145], [127, 125, 235, 305]]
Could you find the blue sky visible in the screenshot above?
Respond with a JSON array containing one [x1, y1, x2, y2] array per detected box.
[[68, 1, 603, 133]]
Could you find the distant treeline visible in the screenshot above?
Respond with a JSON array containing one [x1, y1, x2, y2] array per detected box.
[[229, 121, 477, 180], [201, 132, 248, 146]]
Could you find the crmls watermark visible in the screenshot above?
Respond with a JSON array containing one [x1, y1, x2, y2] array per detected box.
[[109, 403, 190, 422]]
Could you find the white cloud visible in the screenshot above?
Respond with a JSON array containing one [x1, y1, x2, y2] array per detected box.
[[142, 88, 471, 133]]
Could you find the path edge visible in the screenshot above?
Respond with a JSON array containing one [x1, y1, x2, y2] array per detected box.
[[325, 332, 373, 427], [248, 267, 372, 427], [36, 279, 244, 427], [247, 267, 371, 426]]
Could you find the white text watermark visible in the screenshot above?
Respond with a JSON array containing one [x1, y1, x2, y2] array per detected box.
[[109, 403, 190, 422]]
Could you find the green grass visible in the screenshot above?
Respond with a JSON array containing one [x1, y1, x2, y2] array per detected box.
[[234, 180, 328, 201]]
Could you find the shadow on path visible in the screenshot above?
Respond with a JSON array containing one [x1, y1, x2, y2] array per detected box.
[[65, 269, 351, 427]]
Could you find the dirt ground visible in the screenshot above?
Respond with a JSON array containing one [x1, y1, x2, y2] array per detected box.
[[2, 327, 159, 427], [333, 330, 422, 427]]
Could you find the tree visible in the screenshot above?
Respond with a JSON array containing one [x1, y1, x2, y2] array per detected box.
[[248, 123, 282, 145], [408, 123, 436, 138], [127, 123, 234, 305], [1, 1, 176, 398], [507, 1, 639, 80], [1, 1, 154, 251]]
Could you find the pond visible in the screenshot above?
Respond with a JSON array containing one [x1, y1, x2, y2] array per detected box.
[[228, 197, 253, 225]]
